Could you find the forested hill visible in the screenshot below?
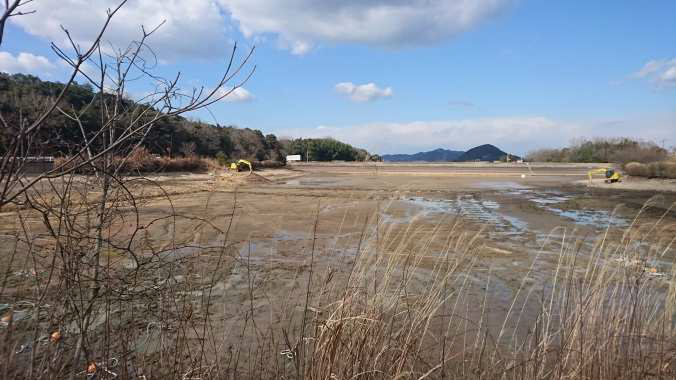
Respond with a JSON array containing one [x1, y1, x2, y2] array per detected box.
[[382, 148, 464, 162], [0, 73, 371, 162]]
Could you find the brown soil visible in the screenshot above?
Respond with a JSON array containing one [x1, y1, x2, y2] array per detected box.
[[1, 164, 674, 373], [582, 176, 676, 192]]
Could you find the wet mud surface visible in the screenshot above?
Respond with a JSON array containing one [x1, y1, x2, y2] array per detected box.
[[1, 166, 675, 362]]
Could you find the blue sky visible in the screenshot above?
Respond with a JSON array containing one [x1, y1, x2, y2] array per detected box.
[[1, 0, 675, 155]]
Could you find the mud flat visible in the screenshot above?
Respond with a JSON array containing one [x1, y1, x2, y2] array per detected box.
[[4, 164, 673, 318], [117, 164, 675, 335], [1, 163, 674, 375]]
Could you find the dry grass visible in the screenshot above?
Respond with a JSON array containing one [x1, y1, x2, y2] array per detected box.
[[625, 160, 676, 179], [1, 187, 674, 379], [267, 200, 676, 379], [54, 148, 210, 174]]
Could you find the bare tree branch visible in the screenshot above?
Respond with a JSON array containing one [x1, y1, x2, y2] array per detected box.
[[0, 0, 35, 46]]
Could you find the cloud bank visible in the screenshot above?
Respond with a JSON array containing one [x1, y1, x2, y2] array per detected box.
[[0, 51, 55, 75], [10, 0, 232, 60], [10, 1, 508, 57], [281, 115, 676, 155], [219, 0, 508, 54]]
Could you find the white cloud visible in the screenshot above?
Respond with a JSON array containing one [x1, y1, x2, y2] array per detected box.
[[661, 66, 676, 83], [0, 51, 55, 75], [335, 82, 393, 102], [634, 58, 676, 86], [278, 114, 676, 155], [10, 1, 507, 57], [290, 41, 312, 56], [224, 87, 254, 102], [219, 0, 508, 54], [10, 0, 232, 61], [635, 60, 664, 78], [216, 86, 254, 102]]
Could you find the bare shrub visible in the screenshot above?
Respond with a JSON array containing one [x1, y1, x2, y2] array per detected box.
[[665, 161, 676, 178], [648, 162, 663, 178], [525, 148, 569, 162], [648, 161, 676, 179], [0, 1, 255, 378], [155, 155, 207, 172], [253, 160, 286, 169], [609, 142, 668, 164], [526, 138, 667, 163], [625, 160, 676, 179], [180, 142, 197, 157], [54, 151, 210, 174], [624, 161, 650, 177]]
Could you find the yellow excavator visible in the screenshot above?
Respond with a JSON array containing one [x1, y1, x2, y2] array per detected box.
[[588, 167, 621, 184], [228, 159, 253, 174]]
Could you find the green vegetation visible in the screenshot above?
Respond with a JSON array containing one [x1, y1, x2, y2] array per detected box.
[[1, 73, 376, 166], [526, 137, 668, 164], [0, 73, 284, 161], [281, 137, 378, 161]]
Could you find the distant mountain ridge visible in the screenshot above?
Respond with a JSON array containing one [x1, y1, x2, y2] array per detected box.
[[382, 144, 519, 162], [456, 144, 520, 162], [382, 148, 464, 162]]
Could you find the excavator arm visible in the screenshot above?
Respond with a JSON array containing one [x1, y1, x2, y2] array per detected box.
[[587, 168, 607, 183], [588, 167, 621, 184]]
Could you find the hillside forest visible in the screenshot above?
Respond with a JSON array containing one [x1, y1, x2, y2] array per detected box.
[[0, 73, 372, 163]]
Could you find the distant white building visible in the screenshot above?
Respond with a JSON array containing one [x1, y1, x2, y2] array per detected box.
[[286, 155, 301, 162]]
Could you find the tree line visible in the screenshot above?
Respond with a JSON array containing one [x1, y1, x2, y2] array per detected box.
[[282, 137, 380, 162], [0, 73, 373, 162], [526, 137, 669, 164]]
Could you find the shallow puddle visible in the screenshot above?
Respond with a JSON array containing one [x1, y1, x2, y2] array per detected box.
[[548, 208, 629, 227], [477, 181, 530, 190], [380, 185, 631, 239], [385, 195, 530, 237], [502, 188, 629, 228]]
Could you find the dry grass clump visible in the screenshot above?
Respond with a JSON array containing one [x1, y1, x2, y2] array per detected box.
[[230, 201, 675, 379], [296, 220, 483, 379], [625, 161, 651, 177], [625, 160, 676, 179], [651, 161, 676, 178], [499, 221, 676, 379], [54, 148, 209, 174]]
